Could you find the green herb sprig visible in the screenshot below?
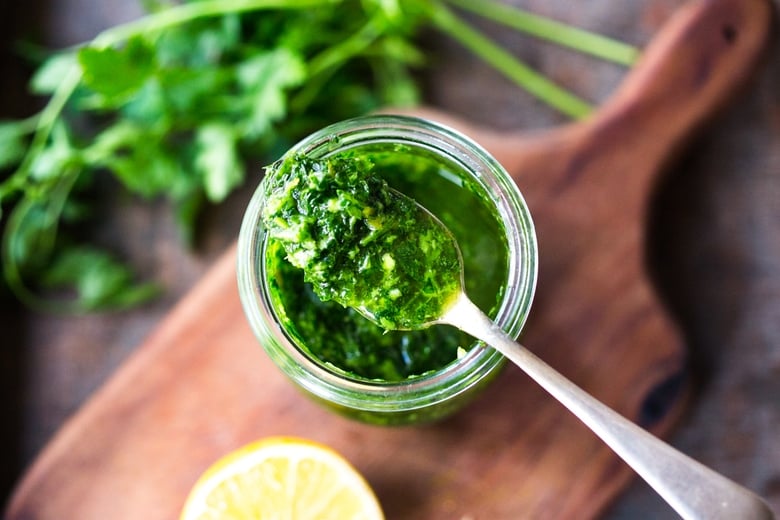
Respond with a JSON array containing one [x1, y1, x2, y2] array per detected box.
[[0, 0, 637, 312]]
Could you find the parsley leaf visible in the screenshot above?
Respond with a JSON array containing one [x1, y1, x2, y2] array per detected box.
[[195, 122, 242, 203], [0, 0, 637, 312], [235, 48, 306, 137], [42, 247, 161, 311], [30, 53, 79, 95], [78, 37, 157, 104]]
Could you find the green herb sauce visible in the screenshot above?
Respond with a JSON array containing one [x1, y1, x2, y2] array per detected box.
[[262, 152, 462, 330], [262, 145, 508, 381]]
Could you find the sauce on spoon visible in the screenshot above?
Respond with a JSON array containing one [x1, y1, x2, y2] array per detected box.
[[262, 151, 463, 331]]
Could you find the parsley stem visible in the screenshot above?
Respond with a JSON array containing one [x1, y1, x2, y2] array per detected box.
[[91, 0, 338, 48], [14, 114, 41, 134], [2, 169, 81, 313], [0, 66, 82, 202], [430, 4, 592, 119], [307, 16, 381, 77], [446, 0, 639, 66], [292, 16, 384, 113]]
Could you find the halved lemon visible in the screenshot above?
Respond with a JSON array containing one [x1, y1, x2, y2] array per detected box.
[[180, 436, 384, 520]]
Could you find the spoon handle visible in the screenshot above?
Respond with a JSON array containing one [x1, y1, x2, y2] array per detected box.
[[443, 293, 774, 520]]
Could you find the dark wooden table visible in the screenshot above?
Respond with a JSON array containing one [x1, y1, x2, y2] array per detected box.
[[2, 1, 779, 517]]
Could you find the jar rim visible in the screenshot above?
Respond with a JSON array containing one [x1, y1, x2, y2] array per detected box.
[[237, 114, 537, 414]]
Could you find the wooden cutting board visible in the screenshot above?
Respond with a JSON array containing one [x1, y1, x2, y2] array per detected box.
[[5, 0, 771, 518]]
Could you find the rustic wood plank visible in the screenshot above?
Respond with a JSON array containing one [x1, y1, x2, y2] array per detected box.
[[4, 0, 772, 518]]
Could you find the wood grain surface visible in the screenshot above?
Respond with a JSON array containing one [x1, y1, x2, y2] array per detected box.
[[2, 0, 778, 518]]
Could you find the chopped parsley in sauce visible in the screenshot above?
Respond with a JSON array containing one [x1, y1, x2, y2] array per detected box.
[[262, 152, 462, 330], [261, 146, 508, 381]]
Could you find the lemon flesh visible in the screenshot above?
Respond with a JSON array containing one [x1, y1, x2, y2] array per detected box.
[[180, 437, 384, 520]]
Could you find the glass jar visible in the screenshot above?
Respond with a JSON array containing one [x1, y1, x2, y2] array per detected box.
[[237, 115, 537, 425]]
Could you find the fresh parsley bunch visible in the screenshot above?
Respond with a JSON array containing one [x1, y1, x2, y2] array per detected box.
[[0, 0, 636, 312]]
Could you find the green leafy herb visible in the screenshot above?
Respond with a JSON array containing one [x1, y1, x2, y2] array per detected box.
[[0, 0, 637, 312], [0, 120, 35, 170], [42, 247, 161, 311], [79, 37, 157, 102]]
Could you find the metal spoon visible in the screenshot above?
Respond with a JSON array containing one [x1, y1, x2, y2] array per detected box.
[[265, 162, 774, 519], [364, 198, 775, 520], [439, 291, 774, 520]]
